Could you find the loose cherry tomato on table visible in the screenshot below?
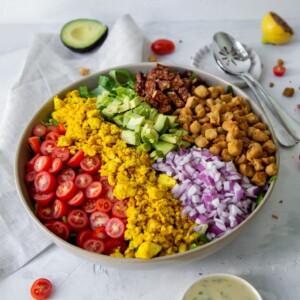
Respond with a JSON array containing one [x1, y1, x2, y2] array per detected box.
[[28, 136, 41, 154], [67, 209, 89, 232], [273, 65, 286, 76], [151, 39, 175, 55], [105, 217, 125, 238], [83, 238, 105, 254], [30, 278, 52, 300], [80, 155, 101, 174]]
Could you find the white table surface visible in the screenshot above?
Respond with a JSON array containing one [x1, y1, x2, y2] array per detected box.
[[1, 17, 300, 300]]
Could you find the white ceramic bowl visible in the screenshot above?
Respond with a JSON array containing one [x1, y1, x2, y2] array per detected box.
[[15, 63, 279, 269]]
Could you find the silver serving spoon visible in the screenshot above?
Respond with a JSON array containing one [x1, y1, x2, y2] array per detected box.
[[212, 31, 299, 147]]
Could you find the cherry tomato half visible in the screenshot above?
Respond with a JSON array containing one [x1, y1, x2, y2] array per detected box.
[[67, 149, 84, 168], [56, 180, 77, 202], [36, 205, 53, 222], [89, 211, 110, 230], [151, 39, 175, 55], [57, 123, 67, 135], [45, 220, 70, 240], [85, 181, 103, 199], [76, 229, 93, 248], [46, 131, 60, 141], [28, 136, 40, 154], [112, 201, 127, 219], [96, 198, 113, 213], [83, 238, 105, 254], [57, 168, 76, 185], [82, 198, 97, 213], [33, 155, 52, 172], [75, 173, 93, 190], [30, 278, 52, 300], [80, 155, 101, 174], [33, 192, 55, 206], [40, 140, 57, 156], [51, 199, 68, 219], [48, 158, 63, 174], [67, 209, 89, 232], [105, 217, 125, 238], [92, 225, 109, 240], [34, 171, 56, 193], [68, 190, 85, 206], [273, 65, 286, 77], [32, 124, 47, 137], [51, 146, 70, 162], [104, 239, 128, 255]]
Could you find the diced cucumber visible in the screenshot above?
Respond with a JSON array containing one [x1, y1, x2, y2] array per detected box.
[[137, 143, 152, 152], [126, 116, 145, 130], [159, 133, 180, 144], [154, 114, 170, 133], [153, 141, 176, 155]]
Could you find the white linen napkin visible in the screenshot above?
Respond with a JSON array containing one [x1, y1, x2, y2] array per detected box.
[[0, 14, 150, 278]]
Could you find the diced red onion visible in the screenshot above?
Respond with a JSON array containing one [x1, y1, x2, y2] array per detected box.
[[152, 146, 262, 241]]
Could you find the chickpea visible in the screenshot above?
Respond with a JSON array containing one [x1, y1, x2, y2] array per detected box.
[[231, 96, 244, 107], [252, 128, 269, 143], [198, 116, 210, 124], [194, 85, 209, 98], [215, 85, 225, 95], [228, 139, 243, 156], [185, 96, 199, 108], [209, 143, 222, 156], [220, 93, 233, 102], [253, 122, 267, 130], [190, 120, 201, 135], [201, 123, 213, 135], [245, 112, 259, 125], [246, 142, 263, 160], [208, 86, 220, 99], [226, 125, 240, 142], [262, 140, 276, 155], [239, 119, 249, 131], [242, 101, 252, 114], [262, 156, 275, 165], [195, 136, 209, 148], [247, 126, 255, 138], [252, 158, 265, 171], [221, 111, 233, 122], [222, 120, 237, 132], [217, 126, 225, 134], [239, 164, 255, 177], [265, 163, 278, 176], [221, 149, 234, 161], [180, 106, 193, 116], [207, 111, 220, 126], [236, 154, 247, 164], [178, 115, 193, 124], [251, 171, 268, 186], [206, 98, 215, 109], [205, 128, 218, 140]]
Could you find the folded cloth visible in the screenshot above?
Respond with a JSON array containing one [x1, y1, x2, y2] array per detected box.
[[0, 14, 149, 279]]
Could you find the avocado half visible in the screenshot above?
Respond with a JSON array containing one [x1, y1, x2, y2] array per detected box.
[[60, 19, 108, 53]]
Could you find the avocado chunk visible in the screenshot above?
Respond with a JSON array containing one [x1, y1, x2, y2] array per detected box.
[[60, 19, 108, 53], [154, 114, 170, 133], [121, 130, 141, 146], [153, 141, 176, 155]]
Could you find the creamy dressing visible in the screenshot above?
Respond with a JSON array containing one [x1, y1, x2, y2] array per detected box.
[[183, 274, 261, 300]]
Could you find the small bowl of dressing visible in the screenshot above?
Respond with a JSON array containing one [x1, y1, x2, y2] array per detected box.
[[182, 273, 262, 300]]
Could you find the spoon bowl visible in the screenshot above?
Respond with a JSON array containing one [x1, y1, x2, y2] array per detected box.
[[212, 31, 298, 147]]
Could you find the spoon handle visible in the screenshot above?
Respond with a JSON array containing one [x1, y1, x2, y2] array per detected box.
[[240, 73, 296, 147], [243, 72, 300, 141]]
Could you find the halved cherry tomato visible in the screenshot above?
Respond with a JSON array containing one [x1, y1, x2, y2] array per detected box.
[[56, 180, 77, 201], [80, 155, 101, 174], [83, 238, 105, 254], [112, 201, 127, 219], [34, 171, 56, 193], [74, 173, 93, 189], [48, 158, 63, 173], [57, 123, 67, 135], [32, 124, 47, 137], [104, 238, 127, 255], [67, 149, 84, 168], [76, 229, 93, 247], [273, 65, 286, 76], [25, 170, 37, 183], [40, 140, 57, 156], [44, 220, 70, 240], [51, 146, 70, 162], [151, 39, 175, 55], [85, 181, 103, 199], [30, 278, 52, 300], [57, 168, 76, 185], [67, 209, 89, 232], [89, 211, 110, 230], [92, 225, 109, 240], [51, 199, 68, 219], [33, 191, 55, 206], [96, 198, 113, 213], [36, 205, 53, 222], [46, 131, 60, 141], [101, 185, 117, 202], [46, 125, 59, 133], [26, 153, 40, 172], [99, 176, 109, 186], [68, 190, 85, 206], [28, 136, 40, 154], [33, 155, 52, 172], [82, 198, 97, 213], [105, 217, 125, 238]]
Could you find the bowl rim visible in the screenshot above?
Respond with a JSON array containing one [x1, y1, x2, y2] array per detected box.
[[14, 62, 279, 265]]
